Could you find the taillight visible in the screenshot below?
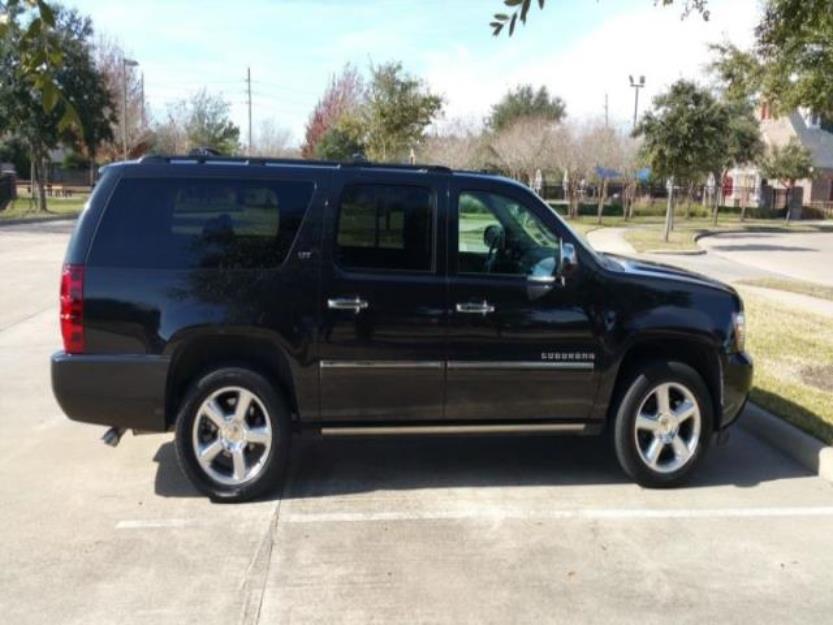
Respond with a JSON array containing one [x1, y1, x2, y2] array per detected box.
[[60, 263, 85, 354]]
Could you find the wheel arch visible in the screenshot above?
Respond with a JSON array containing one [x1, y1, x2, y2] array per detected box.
[[607, 335, 723, 429], [164, 333, 299, 429]]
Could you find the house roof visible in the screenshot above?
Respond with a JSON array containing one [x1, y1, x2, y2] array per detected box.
[[761, 112, 833, 169]]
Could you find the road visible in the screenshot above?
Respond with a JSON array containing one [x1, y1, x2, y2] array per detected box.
[[1, 220, 833, 625]]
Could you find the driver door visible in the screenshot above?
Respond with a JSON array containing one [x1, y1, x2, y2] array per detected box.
[[445, 182, 598, 422]]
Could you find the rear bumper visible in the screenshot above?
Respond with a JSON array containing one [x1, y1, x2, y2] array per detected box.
[[720, 350, 753, 429], [51, 352, 170, 431]]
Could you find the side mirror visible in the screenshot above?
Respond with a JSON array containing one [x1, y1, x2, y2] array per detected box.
[[483, 224, 505, 250], [558, 242, 578, 276]]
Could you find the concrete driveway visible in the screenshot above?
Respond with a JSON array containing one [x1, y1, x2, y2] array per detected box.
[[2, 220, 833, 625], [698, 229, 833, 286]]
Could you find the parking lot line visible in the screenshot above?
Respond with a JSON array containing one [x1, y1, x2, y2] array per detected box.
[[115, 519, 198, 529], [283, 505, 833, 524]]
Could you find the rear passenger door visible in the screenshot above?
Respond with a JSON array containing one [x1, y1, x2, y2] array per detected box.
[[317, 171, 446, 422]]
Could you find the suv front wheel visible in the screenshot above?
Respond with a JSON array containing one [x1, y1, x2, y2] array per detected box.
[[174, 367, 289, 502], [613, 361, 713, 488]]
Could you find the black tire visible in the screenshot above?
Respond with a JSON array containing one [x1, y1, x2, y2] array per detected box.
[[174, 366, 290, 502], [612, 360, 713, 488]]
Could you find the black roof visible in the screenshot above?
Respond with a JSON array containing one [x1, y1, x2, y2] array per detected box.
[[136, 154, 454, 174]]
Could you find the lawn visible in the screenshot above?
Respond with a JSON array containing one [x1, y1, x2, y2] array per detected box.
[[739, 287, 833, 444], [1, 196, 88, 221], [737, 277, 833, 303]]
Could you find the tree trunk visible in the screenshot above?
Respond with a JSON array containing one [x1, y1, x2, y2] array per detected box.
[[712, 170, 722, 226], [663, 178, 674, 242], [596, 179, 607, 225], [785, 182, 793, 223], [32, 153, 48, 213], [88, 149, 96, 188]]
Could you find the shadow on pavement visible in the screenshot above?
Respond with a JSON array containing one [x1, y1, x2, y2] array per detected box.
[[710, 244, 817, 253], [152, 426, 811, 501]]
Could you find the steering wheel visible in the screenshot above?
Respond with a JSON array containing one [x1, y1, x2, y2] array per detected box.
[[483, 224, 505, 273]]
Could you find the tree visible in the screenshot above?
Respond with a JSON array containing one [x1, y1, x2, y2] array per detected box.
[[93, 36, 146, 162], [0, 0, 80, 130], [252, 119, 295, 157], [151, 90, 239, 155], [0, 3, 110, 210], [759, 138, 814, 222], [490, 116, 555, 183], [418, 119, 488, 170], [633, 80, 728, 241], [301, 64, 363, 158], [315, 114, 365, 160], [708, 99, 764, 223], [489, 0, 709, 37], [487, 84, 565, 131], [710, 1, 833, 119], [363, 62, 443, 162]]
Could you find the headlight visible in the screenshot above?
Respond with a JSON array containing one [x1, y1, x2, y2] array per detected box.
[[732, 311, 746, 353]]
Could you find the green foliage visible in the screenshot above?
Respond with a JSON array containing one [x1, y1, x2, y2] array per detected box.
[[490, 0, 709, 37], [362, 62, 443, 162], [757, 0, 833, 117], [487, 84, 566, 131], [0, 0, 80, 130], [315, 115, 365, 160], [759, 138, 814, 187], [182, 90, 240, 155], [634, 80, 729, 183], [708, 43, 764, 103]]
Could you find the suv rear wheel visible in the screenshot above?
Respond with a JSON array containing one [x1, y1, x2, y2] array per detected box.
[[613, 361, 713, 488], [174, 367, 289, 502]]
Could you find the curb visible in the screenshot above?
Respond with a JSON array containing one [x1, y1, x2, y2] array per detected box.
[[0, 214, 78, 227], [739, 402, 833, 482]]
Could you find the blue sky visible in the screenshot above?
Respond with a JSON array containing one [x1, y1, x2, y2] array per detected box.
[[65, 0, 763, 146]]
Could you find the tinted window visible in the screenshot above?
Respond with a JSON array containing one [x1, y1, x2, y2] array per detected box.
[[89, 177, 314, 269], [336, 184, 434, 272]]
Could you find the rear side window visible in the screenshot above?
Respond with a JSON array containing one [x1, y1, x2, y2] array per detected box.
[[89, 177, 314, 269], [336, 184, 434, 272]]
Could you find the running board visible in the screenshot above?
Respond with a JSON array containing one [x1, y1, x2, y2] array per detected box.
[[317, 423, 590, 436]]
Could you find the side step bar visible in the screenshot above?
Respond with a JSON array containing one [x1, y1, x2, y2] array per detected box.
[[317, 423, 589, 436]]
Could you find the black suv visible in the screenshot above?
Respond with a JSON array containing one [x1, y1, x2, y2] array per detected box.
[[52, 156, 752, 501]]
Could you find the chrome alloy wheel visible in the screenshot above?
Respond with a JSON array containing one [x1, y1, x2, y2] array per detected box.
[[633, 382, 701, 474], [191, 386, 273, 486]]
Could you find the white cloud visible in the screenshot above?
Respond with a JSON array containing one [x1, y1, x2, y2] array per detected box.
[[424, 0, 762, 130]]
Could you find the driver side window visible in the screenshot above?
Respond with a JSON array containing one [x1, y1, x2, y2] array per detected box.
[[456, 190, 559, 276]]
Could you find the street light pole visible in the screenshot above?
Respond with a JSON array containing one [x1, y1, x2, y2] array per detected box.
[[122, 58, 139, 160], [629, 74, 645, 129]]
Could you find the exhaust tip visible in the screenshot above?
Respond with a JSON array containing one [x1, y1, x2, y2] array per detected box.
[[102, 426, 126, 447]]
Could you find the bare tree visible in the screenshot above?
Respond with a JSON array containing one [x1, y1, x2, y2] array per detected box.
[[419, 118, 487, 170], [540, 122, 596, 219], [252, 119, 297, 158], [94, 36, 147, 161], [490, 116, 556, 185]]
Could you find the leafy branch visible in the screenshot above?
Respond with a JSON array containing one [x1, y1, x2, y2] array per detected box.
[[490, 0, 545, 37]]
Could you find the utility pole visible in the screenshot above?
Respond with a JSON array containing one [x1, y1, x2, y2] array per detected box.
[[246, 67, 253, 156], [121, 57, 139, 160], [629, 74, 645, 130]]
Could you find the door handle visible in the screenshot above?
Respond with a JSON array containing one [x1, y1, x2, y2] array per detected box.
[[328, 297, 369, 313], [455, 300, 495, 315]]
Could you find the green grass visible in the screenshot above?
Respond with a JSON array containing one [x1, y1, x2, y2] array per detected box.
[[737, 277, 833, 303], [739, 287, 833, 444], [1, 196, 87, 221]]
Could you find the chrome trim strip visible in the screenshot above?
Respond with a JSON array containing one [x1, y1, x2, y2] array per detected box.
[[447, 361, 594, 371], [320, 423, 588, 435], [320, 360, 444, 370]]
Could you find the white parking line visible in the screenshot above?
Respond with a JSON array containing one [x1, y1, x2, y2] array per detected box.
[[116, 519, 197, 529], [283, 506, 833, 524]]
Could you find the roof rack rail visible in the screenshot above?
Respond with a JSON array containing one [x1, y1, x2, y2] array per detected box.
[[136, 154, 453, 173]]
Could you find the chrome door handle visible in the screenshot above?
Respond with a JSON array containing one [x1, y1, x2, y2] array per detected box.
[[327, 297, 369, 313], [455, 300, 495, 315]]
